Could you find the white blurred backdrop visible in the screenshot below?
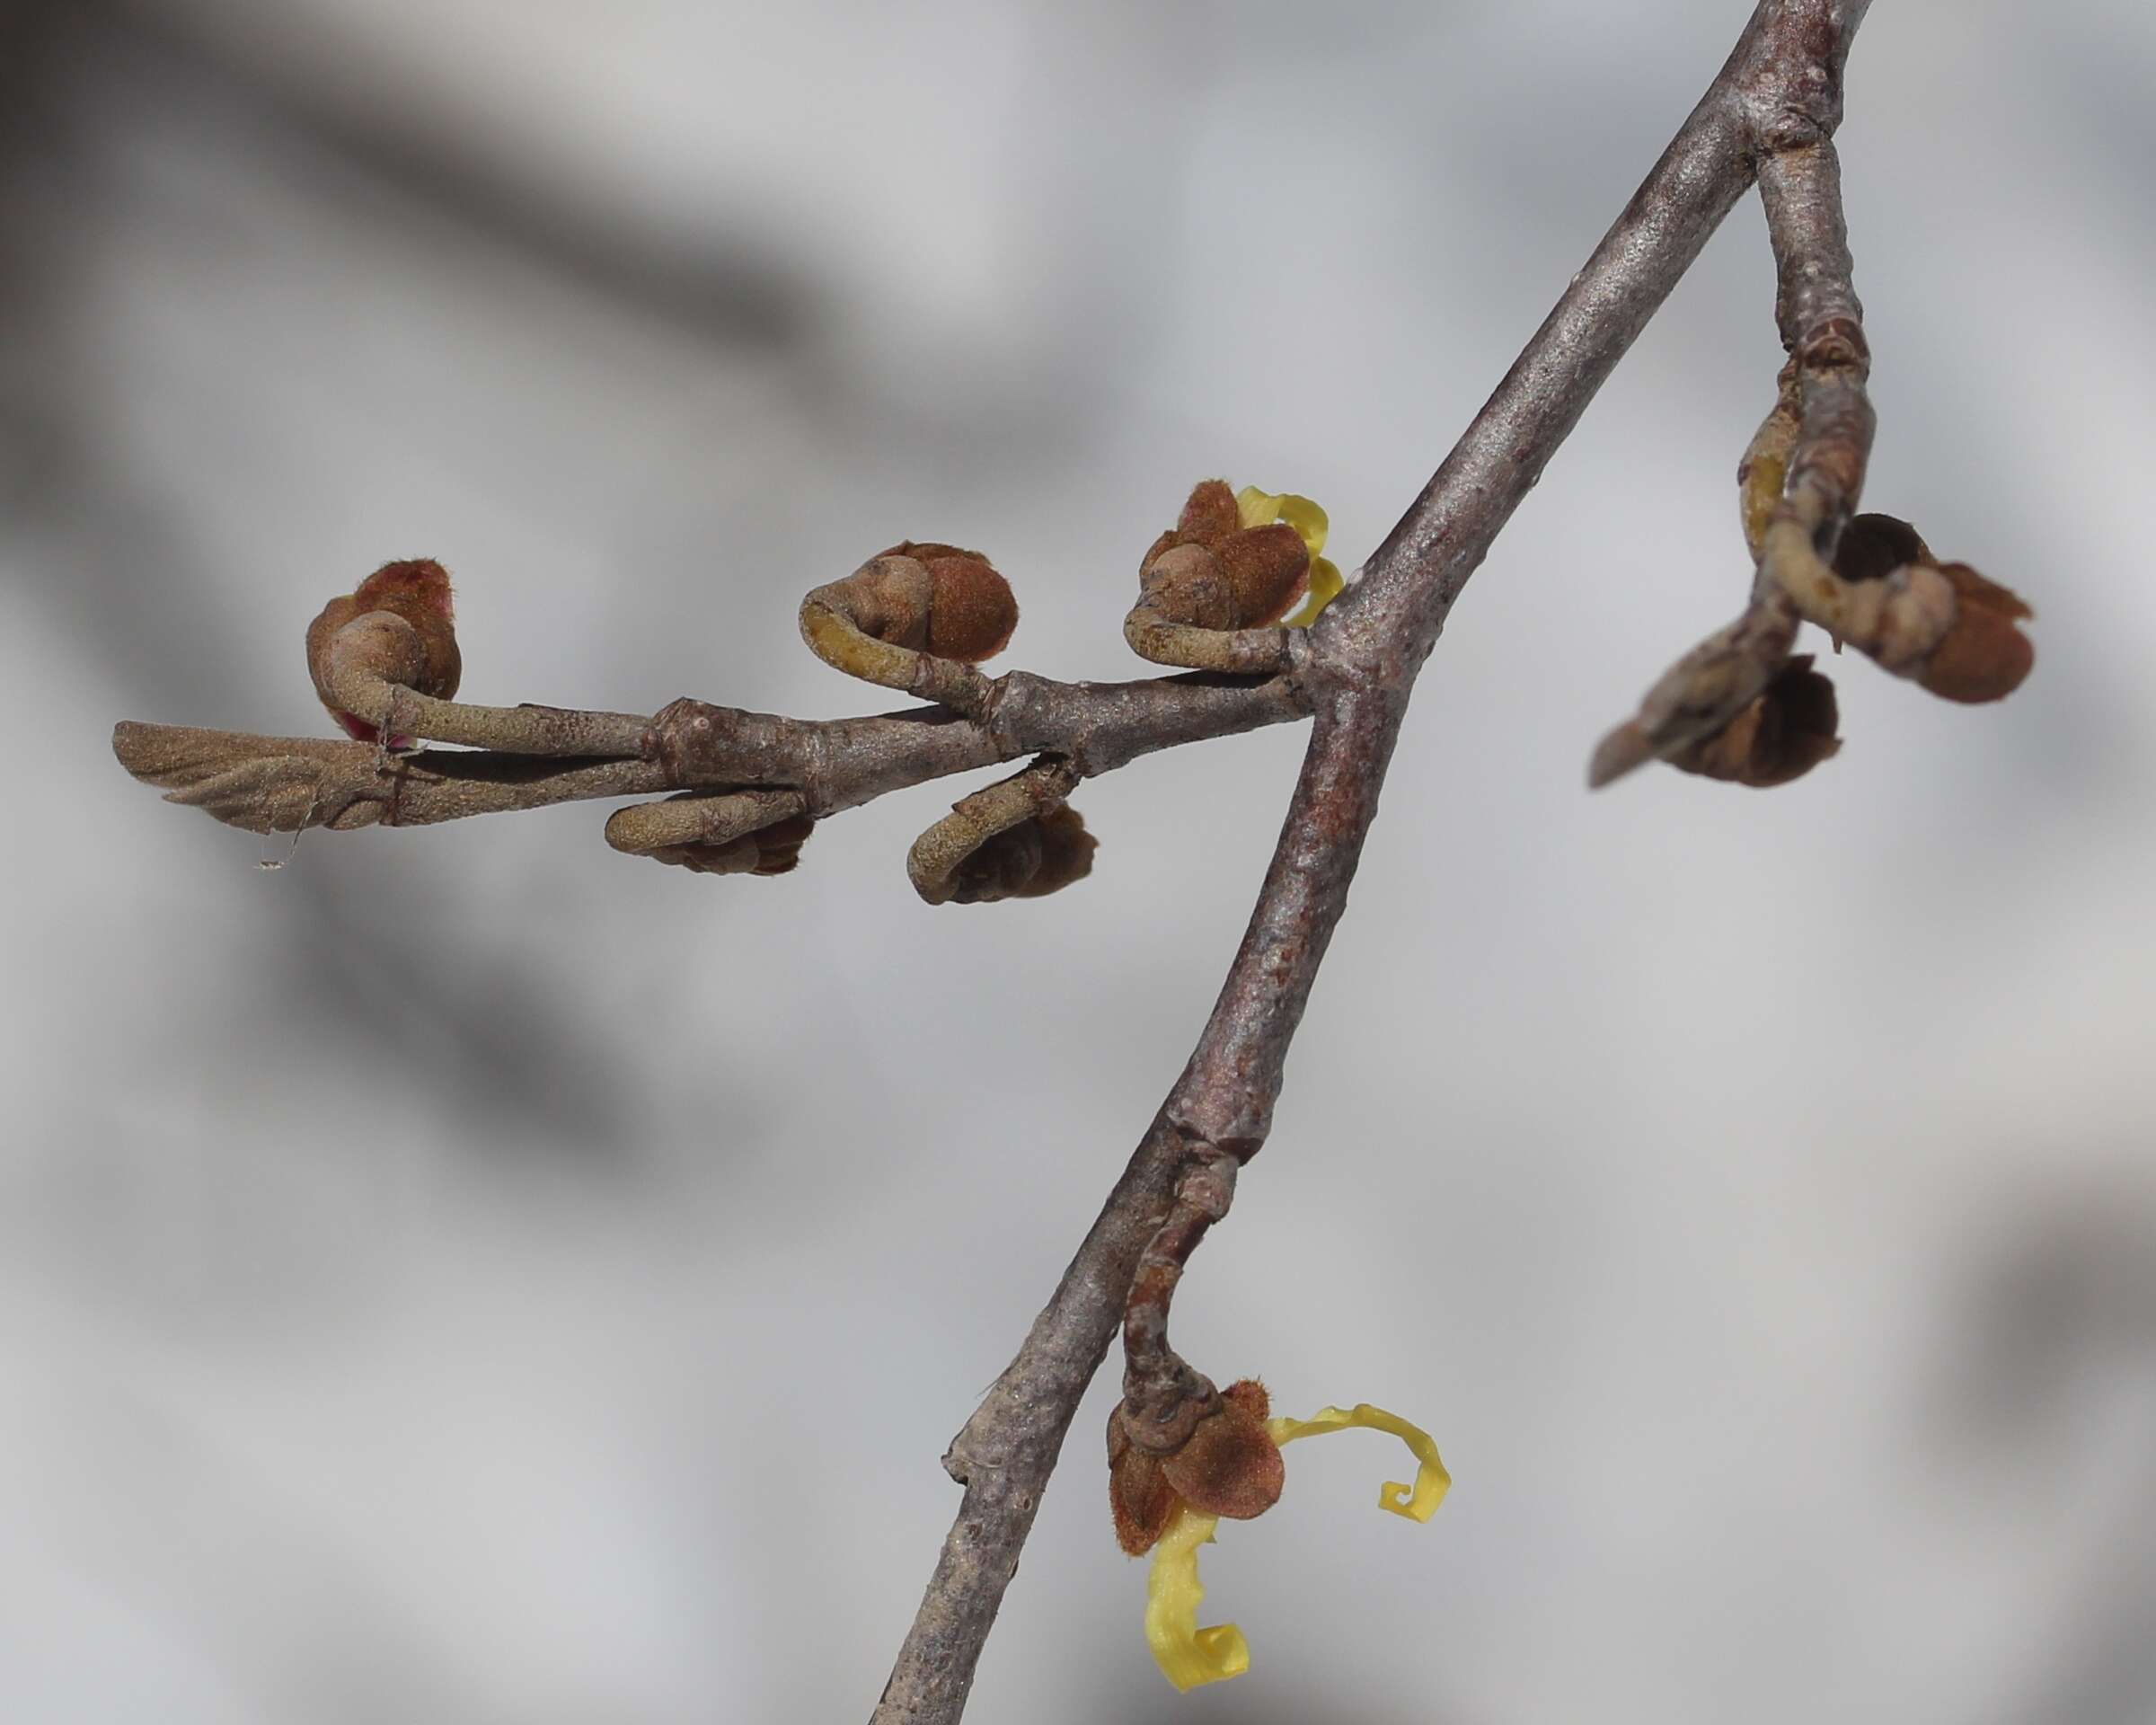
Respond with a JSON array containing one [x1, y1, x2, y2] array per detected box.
[[5, 2, 2154, 1721]]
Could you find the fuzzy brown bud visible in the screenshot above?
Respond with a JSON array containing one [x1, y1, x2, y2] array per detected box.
[[651, 812, 816, 878], [1919, 562, 2036, 704], [305, 558, 460, 744], [948, 805, 1096, 904], [872, 542, 1019, 663], [1667, 655, 1842, 788], [1137, 482, 1311, 632]]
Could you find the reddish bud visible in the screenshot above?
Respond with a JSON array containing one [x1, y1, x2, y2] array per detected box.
[[305, 558, 461, 744]]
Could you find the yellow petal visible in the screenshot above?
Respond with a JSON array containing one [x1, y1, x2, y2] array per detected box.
[[1234, 486, 1330, 560], [1266, 1402, 1451, 1523], [1281, 556, 1345, 630], [1138, 1400, 1447, 1693], [1144, 1504, 1250, 1692]]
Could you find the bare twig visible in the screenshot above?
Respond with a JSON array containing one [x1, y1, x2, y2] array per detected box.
[[116, 668, 1308, 842], [871, 4, 1878, 1720], [110, 721, 670, 834]]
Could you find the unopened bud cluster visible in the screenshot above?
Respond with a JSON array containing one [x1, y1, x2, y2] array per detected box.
[[1137, 481, 1312, 632], [305, 558, 461, 747]]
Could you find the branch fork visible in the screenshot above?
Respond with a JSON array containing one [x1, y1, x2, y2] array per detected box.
[[106, 6, 2044, 1718]]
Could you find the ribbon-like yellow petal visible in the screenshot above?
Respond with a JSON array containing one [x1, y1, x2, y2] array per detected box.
[[1144, 1504, 1250, 1692], [1233, 486, 1330, 560], [1280, 556, 1344, 630], [1266, 1402, 1451, 1523], [1140, 1399, 1448, 1692]]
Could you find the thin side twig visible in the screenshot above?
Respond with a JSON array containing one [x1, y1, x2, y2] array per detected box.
[[115, 668, 1309, 838]]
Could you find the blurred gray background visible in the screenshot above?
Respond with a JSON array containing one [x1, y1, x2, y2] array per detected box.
[[5, 1, 2153, 1721]]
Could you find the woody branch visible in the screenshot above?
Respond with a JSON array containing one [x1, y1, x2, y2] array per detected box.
[[872, 4, 1907, 1721]]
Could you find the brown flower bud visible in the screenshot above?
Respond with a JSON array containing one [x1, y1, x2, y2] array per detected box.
[[651, 812, 816, 878], [872, 542, 1019, 663], [1919, 561, 2036, 704], [1108, 1377, 1284, 1556], [1137, 482, 1311, 632], [1667, 655, 1842, 788], [306, 558, 460, 744], [948, 805, 1096, 904]]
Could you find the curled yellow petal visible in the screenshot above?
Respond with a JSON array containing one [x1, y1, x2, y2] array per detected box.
[[1281, 556, 1345, 629], [1144, 1504, 1250, 1692], [1267, 1402, 1451, 1522], [1233, 486, 1330, 560], [1139, 1400, 1447, 1693]]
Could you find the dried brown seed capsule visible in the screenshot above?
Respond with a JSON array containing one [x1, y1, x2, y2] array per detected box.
[[306, 558, 460, 743], [1668, 655, 1842, 788], [1919, 562, 2036, 703]]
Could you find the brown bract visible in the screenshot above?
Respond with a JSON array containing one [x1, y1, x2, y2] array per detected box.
[[305, 558, 461, 744], [1921, 561, 2035, 703], [1108, 1378, 1284, 1556]]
